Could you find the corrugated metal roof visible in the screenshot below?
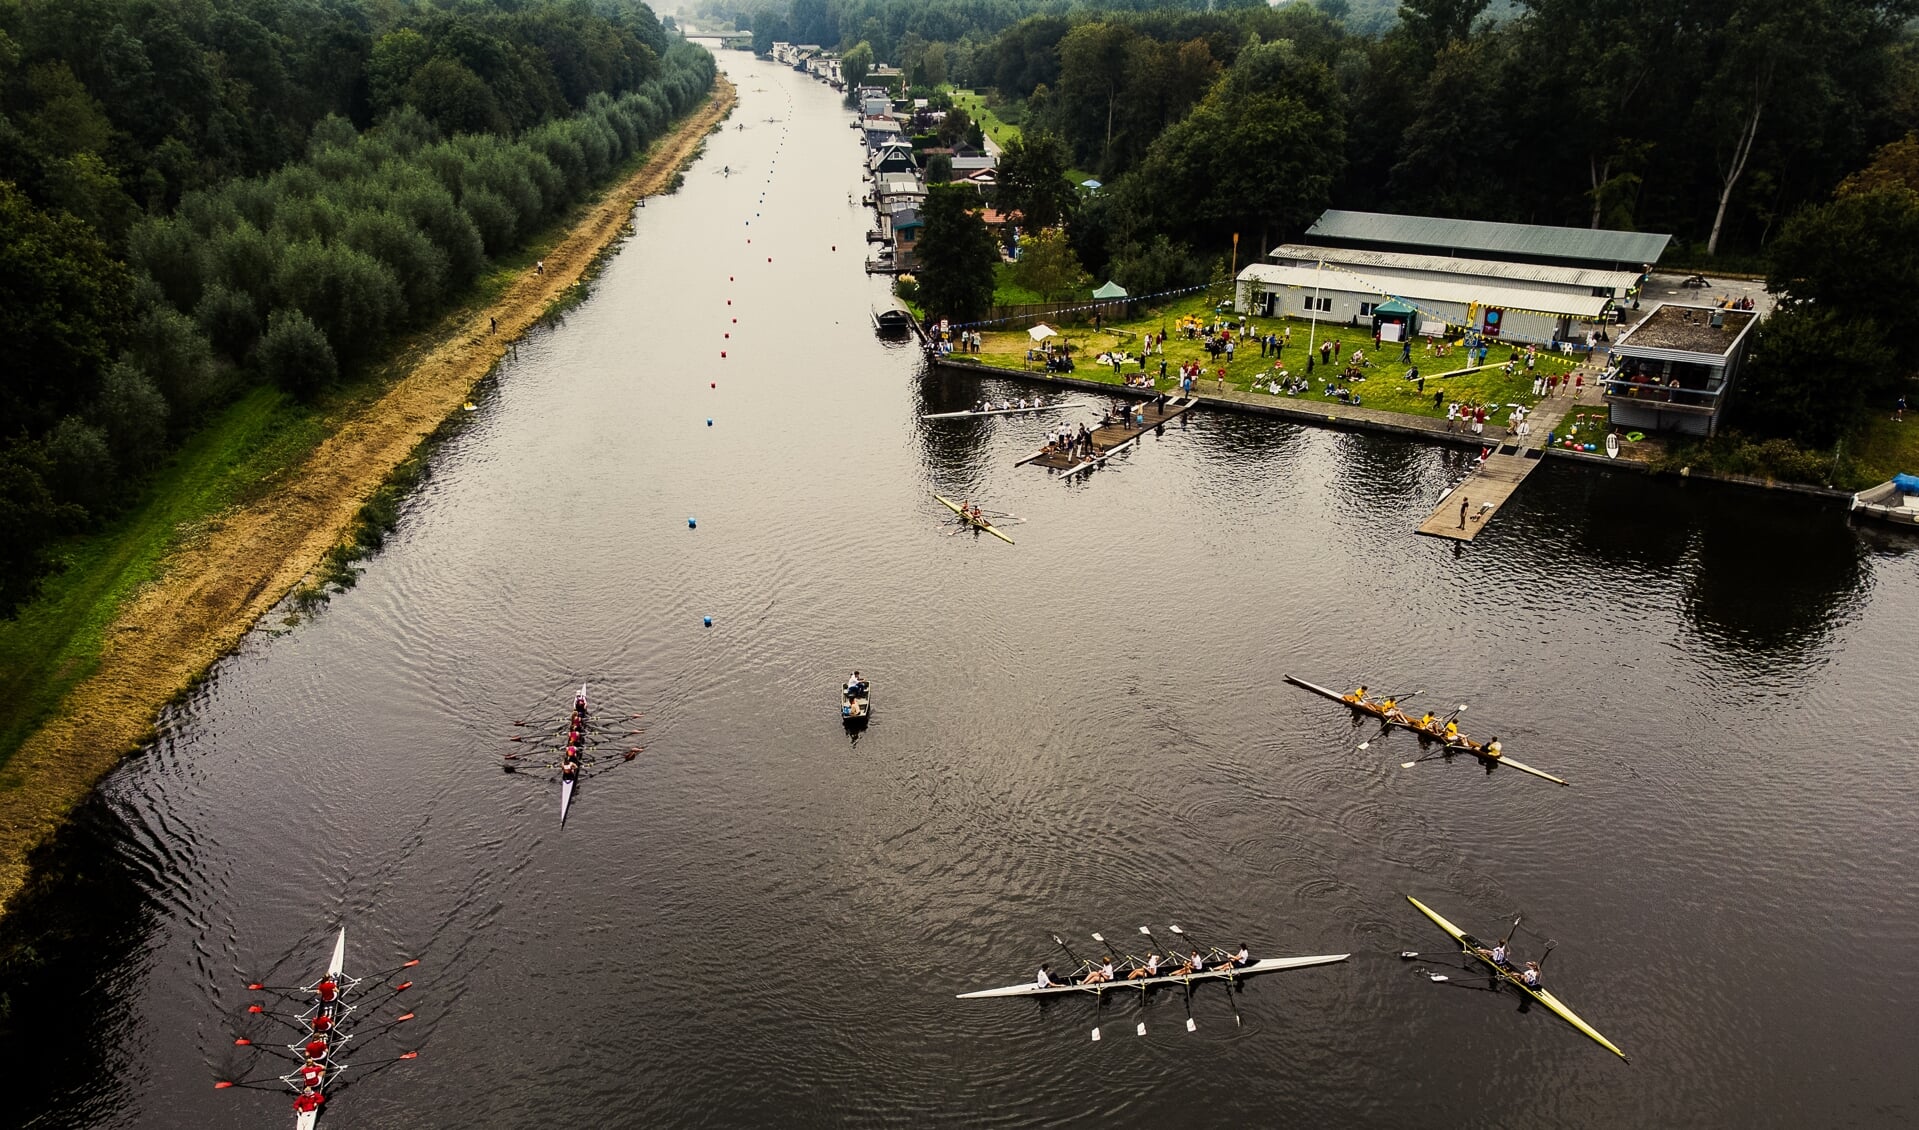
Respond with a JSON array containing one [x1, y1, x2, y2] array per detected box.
[[1267, 243, 1642, 293], [1304, 210, 1670, 267], [1235, 262, 1611, 319]]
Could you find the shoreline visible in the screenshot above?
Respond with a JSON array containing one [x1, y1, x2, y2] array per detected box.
[[928, 354, 1855, 503], [0, 75, 738, 919]]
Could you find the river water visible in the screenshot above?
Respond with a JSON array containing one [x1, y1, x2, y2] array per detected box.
[[5, 49, 1917, 1130]]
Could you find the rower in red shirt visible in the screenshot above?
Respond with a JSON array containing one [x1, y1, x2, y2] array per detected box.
[[297, 1059, 326, 1089], [293, 1088, 325, 1115], [303, 1036, 328, 1060], [315, 977, 338, 1004], [310, 1011, 333, 1033]]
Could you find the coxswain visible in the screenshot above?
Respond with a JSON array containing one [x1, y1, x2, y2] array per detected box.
[[1345, 684, 1369, 704], [1127, 953, 1162, 980], [1223, 943, 1252, 969], [573, 692, 588, 716], [562, 759, 579, 782], [315, 976, 338, 1004], [1484, 737, 1503, 760], [297, 1059, 326, 1089], [1520, 960, 1543, 989], [1035, 963, 1058, 989], [1173, 948, 1206, 976], [293, 1089, 325, 1116], [1081, 959, 1116, 985]]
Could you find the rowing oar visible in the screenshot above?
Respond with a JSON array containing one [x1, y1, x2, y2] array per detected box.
[[1089, 932, 1140, 1040], [1171, 924, 1239, 1028], [1140, 926, 1196, 1032]]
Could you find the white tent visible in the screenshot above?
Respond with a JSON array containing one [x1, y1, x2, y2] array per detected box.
[[1027, 324, 1059, 342]]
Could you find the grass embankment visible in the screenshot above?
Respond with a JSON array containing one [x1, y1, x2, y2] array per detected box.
[[963, 292, 1580, 420], [0, 76, 738, 919], [1643, 408, 1916, 492], [946, 89, 1022, 146]]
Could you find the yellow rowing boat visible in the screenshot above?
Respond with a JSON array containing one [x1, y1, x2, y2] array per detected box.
[[933, 493, 1014, 544]]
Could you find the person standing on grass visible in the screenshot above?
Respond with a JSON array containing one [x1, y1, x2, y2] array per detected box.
[[1896, 394, 1906, 421]]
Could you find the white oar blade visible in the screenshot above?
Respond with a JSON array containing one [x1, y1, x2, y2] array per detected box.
[[1136, 1022, 1146, 1037], [1186, 1017, 1197, 1032], [1138, 926, 1152, 936], [1358, 741, 1370, 750], [1091, 932, 1105, 943], [1429, 974, 1450, 982], [1091, 1027, 1101, 1042], [1400, 761, 1417, 769]]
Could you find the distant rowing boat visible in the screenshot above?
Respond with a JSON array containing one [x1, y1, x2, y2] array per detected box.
[[1284, 675, 1568, 786], [1407, 896, 1626, 1060], [959, 953, 1348, 998], [932, 492, 1014, 544], [922, 401, 1087, 419]]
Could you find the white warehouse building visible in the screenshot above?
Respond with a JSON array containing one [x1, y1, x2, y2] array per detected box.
[[1235, 210, 1671, 349]]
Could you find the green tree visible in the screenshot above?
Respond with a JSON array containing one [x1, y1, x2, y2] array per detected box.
[[0, 442, 75, 614], [1735, 307, 1895, 445], [842, 41, 873, 89], [996, 130, 1075, 230], [255, 308, 337, 399], [1767, 186, 1919, 364], [916, 183, 999, 323], [1013, 228, 1090, 300], [94, 359, 169, 472], [0, 181, 132, 435]]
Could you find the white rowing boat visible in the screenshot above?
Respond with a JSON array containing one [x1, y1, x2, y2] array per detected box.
[[290, 928, 356, 1129], [958, 953, 1349, 998], [922, 401, 1087, 419], [559, 684, 586, 825]]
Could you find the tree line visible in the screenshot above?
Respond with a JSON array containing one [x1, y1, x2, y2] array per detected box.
[[0, 0, 713, 614]]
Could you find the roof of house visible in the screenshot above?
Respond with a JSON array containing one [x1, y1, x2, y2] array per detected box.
[[950, 155, 996, 172], [1235, 262, 1612, 319], [1266, 243, 1644, 293], [1302, 210, 1670, 267], [892, 208, 923, 230], [1614, 304, 1757, 357]]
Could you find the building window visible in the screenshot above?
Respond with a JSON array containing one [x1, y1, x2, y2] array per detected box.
[[1359, 302, 1376, 316], [1308, 296, 1331, 312]]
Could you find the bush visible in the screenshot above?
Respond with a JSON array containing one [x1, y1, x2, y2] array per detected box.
[[42, 415, 116, 513], [94, 360, 169, 471], [194, 284, 262, 364], [255, 309, 337, 399]]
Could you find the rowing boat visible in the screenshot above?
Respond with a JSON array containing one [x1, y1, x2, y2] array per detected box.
[[958, 952, 1349, 998], [292, 927, 355, 1129], [1284, 675, 1568, 786], [841, 683, 870, 724], [559, 683, 587, 825], [932, 492, 1014, 544], [1407, 896, 1627, 1060], [922, 401, 1086, 419]]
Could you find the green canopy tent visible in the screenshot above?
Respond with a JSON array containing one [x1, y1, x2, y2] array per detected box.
[[1373, 297, 1419, 343], [1092, 281, 1128, 299]]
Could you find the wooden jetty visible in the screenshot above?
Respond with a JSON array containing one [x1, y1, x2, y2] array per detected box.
[[1416, 448, 1542, 541], [1019, 395, 1197, 477]]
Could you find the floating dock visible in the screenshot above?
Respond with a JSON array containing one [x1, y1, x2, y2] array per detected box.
[[1019, 396, 1196, 477]]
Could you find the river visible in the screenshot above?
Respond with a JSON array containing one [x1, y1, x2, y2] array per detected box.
[[4, 49, 1916, 1130]]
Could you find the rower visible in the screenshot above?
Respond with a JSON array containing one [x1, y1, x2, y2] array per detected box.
[[1081, 959, 1116, 985], [310, 1011, 333, 1034], [1127, 953, 1161, 980], [1443, 719, 1460, 742], [293, 1089, 325, 1116], [1520, 960, 1543, 989], [1417, 711, 1436, 731], [303, 1036, 329, 1060], [1488, 940, 1510, 967], [573, 693, 588, 716], [297, 1059, 326, 1089], [1344, 684, 1369, 704], [846, 671, 867, 696], [1222, 943, 1251, 969], [1173, 949, 1205, 976], [969, 504, 983, 522], [1378, 696, 1404, 722], [1484, 736, 1503, 760], [1035, 963, 1058, 989], [315, 977, 338, 1004]]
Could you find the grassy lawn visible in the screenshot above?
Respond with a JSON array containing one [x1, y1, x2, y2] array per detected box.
[[1844, 407, 1919, 487], [946, 89, 1022, 147], [966, 292, 1579, 420]]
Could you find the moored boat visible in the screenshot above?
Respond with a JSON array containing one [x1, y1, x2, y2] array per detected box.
[[1851, 474, 1919, 528], [1284, 675, 1568, 786], [1407, 895, 1626, 1060]]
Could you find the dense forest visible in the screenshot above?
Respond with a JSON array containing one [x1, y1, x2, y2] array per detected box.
[[0, 0, 715, 612]]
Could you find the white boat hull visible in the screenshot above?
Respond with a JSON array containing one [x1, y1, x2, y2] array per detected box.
[[958, 953, 1348, 998]]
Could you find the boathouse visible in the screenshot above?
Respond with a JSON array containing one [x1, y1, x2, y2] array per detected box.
[[1235, 210, 1670, 348], [1603, 303, 1757, 437]]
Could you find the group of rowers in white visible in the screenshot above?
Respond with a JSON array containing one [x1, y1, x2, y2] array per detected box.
[[1343, 685, 1502, 758], [972, 397, 1044, 412], [1036, 944, 1253, 988]]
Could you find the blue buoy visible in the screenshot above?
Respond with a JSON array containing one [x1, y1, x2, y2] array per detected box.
[[703, 616, 713, 627], [688, 517, 697, 528], [707, 418, 713, 426]]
